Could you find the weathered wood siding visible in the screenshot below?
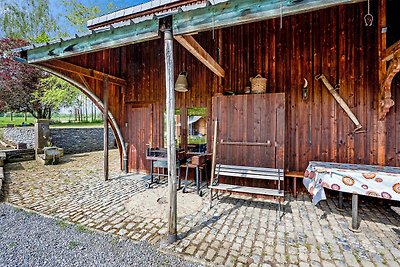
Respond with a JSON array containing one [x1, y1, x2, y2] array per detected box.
[[212, 94, 285, 169], [61, 2, 400, 174]]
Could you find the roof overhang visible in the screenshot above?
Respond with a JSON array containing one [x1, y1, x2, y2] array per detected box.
[[16, 19, 160, 64], [14, 0, 368, 64], [173, 0, 367, 35]]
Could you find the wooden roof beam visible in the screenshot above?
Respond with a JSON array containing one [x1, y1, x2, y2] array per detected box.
[[41, 59, 127, 87], [383, 39, 400, 62], [174, 35, 225, 78]]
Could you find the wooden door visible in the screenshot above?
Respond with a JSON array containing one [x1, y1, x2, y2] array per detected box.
[[127, 105, 152, 173], [212, 93, 285, 169]]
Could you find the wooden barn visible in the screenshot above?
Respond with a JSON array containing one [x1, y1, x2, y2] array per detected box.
[[14, 0, 400, 185]]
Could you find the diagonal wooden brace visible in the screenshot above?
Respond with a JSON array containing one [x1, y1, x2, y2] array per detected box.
[[379, 53, 400, 120], [316, 74, 363, 134]]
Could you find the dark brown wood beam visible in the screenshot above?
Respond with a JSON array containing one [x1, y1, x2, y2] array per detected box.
[[383, 39, 400, 62], [377, 0, 387, 166], [41, 59, 127, 87], [174, 35, 225, 78]]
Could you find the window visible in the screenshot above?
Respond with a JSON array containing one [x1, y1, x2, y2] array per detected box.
[[187, 107, 207, 153]]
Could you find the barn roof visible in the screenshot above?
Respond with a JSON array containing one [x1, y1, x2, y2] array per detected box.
[[15, 0, 366, 64]]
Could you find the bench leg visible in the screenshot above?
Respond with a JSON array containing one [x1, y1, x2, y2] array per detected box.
[[293, 178, 297, 198], [278, 197, 281, 221]]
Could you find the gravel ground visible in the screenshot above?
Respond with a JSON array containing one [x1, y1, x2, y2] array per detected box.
[[0, 203, 203, 267]]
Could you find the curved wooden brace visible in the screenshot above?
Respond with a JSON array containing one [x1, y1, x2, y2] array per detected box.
[[33, 63, 128, 173], [379, 53, 400, 120]]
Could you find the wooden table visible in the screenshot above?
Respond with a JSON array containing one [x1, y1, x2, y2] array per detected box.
[[303, 161, 400, 231]]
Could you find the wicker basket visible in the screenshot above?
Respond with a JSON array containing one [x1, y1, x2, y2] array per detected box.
[[250, 74, 267, 94]]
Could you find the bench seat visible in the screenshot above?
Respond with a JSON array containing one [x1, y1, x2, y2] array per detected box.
[[211, 164, 285, 219], [209, 183, 284, 197]]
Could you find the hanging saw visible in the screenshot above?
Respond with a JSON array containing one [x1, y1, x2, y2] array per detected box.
[[315, 74, 364, 134]]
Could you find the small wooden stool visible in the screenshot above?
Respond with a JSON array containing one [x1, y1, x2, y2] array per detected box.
[[285, 171, 304, 197]]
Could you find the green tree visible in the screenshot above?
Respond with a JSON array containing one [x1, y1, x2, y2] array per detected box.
[[0, 0, 117, 120], [61, 0, 116, 33], [0, 0, 58, 43]]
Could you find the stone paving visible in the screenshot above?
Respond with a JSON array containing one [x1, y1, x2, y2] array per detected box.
[[1, 150, 400, 267]]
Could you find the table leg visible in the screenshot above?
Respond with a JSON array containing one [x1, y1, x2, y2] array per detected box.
[[349, 193, 361, 232], [184, 164, 189, 193], [338, 191, 344, 210], [293, 178, 297, 198], [150, 160, 154, 183], [196, 167, 200, 195]]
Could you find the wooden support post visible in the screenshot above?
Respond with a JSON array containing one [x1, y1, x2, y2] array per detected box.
[[164, 26, 177, 243], [103, 76, 109, 181], [377, 0, 387, 165]]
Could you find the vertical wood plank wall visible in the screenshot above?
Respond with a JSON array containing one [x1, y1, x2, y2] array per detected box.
[[63, 2, 400, 174]]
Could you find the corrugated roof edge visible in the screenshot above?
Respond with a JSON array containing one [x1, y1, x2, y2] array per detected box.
[[87, 0, 183, 27], [87, 0, 227, 29]]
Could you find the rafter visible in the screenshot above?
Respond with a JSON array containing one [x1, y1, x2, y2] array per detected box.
[[174, 35, 225, 78], [40, 59, 127, 87]]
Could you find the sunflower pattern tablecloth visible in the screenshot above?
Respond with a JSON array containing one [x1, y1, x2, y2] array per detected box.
[[303, 161, 400, 205]]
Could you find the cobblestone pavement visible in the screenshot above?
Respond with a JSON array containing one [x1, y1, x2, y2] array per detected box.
[[2, 150, 400, 267]]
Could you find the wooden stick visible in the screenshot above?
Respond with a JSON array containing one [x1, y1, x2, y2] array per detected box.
[[210, 119, 218, 186], [315, 74, 363, 133]]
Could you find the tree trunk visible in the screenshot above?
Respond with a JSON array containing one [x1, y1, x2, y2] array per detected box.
[[91, 102, 94, 122], [85, 97, 88, 122]]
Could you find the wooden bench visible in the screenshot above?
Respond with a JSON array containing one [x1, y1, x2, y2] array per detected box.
[[209, 164, 284, 217]]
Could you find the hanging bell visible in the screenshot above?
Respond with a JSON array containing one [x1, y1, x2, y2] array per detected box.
[[175, 71, 188, 92]]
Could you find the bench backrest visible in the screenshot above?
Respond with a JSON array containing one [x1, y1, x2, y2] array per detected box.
[[217, 164, 284, 181]]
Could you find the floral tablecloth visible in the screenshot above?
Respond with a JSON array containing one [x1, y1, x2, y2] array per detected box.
[[303, 161, 400, 205]]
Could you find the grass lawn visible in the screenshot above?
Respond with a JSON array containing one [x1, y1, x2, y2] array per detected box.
[[51, 122, 103, 128], [0, 117, 35, 128]]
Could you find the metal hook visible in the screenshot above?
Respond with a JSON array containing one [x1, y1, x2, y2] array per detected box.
[[364, 0, 373, 27], [364, 14, 373, 27]]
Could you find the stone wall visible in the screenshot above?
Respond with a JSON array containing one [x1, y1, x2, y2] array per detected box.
[[2, 127, 116, 154], [3, 127, 35, 148]]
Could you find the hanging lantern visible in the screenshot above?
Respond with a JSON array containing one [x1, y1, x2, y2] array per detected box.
[[175, 71, 188, 92]]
